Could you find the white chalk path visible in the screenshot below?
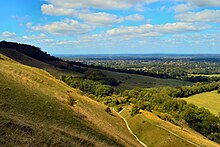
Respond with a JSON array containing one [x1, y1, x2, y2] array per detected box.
[[116, 108, 147, 147], [116, 108, 201, 147]]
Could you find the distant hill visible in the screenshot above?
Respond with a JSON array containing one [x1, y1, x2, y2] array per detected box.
[[0, 41, 60, 62]]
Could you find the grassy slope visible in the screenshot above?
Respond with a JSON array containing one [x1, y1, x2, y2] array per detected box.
[[0, 48, 193, 91], [0, 48, 79, 78], [120, 107, 219, 147], [182, 91, 220, 115], [0, 54, 141, 147], [102, 70, 193, 91]]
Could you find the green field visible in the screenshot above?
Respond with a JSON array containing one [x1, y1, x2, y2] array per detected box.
[[102, 70, 193, 91], [0, 54, 140, 146], [182, 91, 220, 115]]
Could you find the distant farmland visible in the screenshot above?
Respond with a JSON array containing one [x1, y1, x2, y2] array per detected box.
[[182, 91, 220, 115]]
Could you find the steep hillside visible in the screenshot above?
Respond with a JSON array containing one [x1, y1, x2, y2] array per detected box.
[[0, 54, 141, 146]]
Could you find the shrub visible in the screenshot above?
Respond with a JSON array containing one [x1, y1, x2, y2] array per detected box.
[[131, 105, 140, 116], [68, 97, 76, 106], [217, 88, 220, 94], [114, 106, 123, 112], [105, 107, 112, 115]]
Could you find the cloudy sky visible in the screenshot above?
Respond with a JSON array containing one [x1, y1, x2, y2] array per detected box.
[[0, 0, 219, 54]]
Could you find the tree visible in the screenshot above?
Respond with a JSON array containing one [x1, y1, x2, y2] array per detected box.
[[95, 85, 114, 97]]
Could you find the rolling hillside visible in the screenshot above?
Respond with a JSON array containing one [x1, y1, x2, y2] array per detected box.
[[119, 106, 219, 147], [102, 70, 193, 90], [0, 54, 141, 146], [0, 41, 193, 91]]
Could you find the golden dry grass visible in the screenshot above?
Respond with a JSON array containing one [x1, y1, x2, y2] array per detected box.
[[0, 54, 141, 146], [120, 106, 219, 147]]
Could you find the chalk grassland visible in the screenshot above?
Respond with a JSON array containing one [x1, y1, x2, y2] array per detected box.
[[102, 70, 193, 91], [0, 54, 141, 146], [182, 91, 220, 115], [119, 106, 219, 147]]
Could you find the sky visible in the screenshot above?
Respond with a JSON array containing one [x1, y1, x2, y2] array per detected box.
[[0, 0, 220, 54]]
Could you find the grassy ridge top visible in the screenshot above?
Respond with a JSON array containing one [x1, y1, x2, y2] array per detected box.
[[0, 54, 140, 146]]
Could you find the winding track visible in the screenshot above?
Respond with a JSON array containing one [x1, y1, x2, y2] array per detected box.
[[117, 108, 147, 147], [116, 108, 201, 147]]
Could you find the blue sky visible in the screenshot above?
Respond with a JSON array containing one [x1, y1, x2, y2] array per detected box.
[[0, 0, 220, 54]]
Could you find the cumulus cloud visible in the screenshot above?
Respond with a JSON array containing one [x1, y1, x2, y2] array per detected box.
[[79, 12, 122, 26], [22, 34, 55, 43], [46, 0, 160, 10], [106, 22, 207, 37], [176, 0, 220, 7], [174, 3, 195, 13], [176, 10, 220, 23], [31, 19, 95, 36], [76, 22, 209, 42], [2, 32, 17, 38], [41, 4, 78, 17], [124, 14, 145, 21]]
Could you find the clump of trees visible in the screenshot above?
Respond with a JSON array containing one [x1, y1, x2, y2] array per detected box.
[[169, 82, 220, 98], [84, 70, 119, 86], [62, 75, 115, 98]]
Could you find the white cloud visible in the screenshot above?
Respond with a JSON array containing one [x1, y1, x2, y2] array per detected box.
[[31, 19, 95, 36], [41, 4, 78, 17], [2, 32, 17, 38], [176, 10, 220, 23], [23, 33, 47, 40], [79, 12, 122, 26], [174, 3, 195, 13], [106, 22, 207, 37], [26, 22, 32, 28], [46, 0, 160, 10], [176, 0, 220, 7], [76, 22, 209, 42], [22, 34, 56, 44], [125, 14, 145, 21]]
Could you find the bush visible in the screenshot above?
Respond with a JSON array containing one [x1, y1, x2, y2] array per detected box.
[[131, 105, 140, 116], [207, 133, 220, 144], [68, 97, 76, 106], [105, 107, 112, 115], [114, 106, 123, 112], [217, 88, 220, 94]]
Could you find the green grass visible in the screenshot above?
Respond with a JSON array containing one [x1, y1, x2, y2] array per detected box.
[[182, 91, 220, 115], [102, 70, 193, 91], [0, 54, 140, 146]]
